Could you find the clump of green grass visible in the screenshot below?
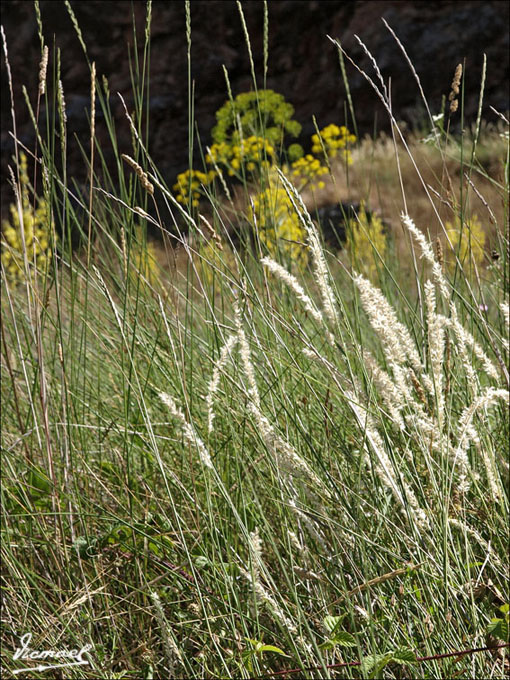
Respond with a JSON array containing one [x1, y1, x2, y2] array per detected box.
[[1, 2, 508, 679]]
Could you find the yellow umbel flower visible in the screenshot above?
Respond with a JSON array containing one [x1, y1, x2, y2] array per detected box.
[[1, 152, 53, 284], [251, 179, 308, 271], [445, 214, 486, 272], [173, 169, 215, 208], [311, 124, 356, 164], [205, 142, 232, 167], [346, 202, 386, 281], [206, 135, 274, 177], [291, 154, 328, 190]]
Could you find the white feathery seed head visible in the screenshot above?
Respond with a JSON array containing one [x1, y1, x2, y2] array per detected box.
[[206, 334, 238, 433], [354, 273, 425, 380], [150, 591, 183, 673], [261, 257, 334, 344], [277, 169, 339, 325], [288, 497, 329, 554], [160, 392, 213, 469], [240, 566, 298, 636], [447, 302, 499, 385], [364, 352, 406, 430], [346, 390, 429, 530], [448, 518, 504, 570], [451, 387, 508, 494], [234, 303, 261, 409], [402, 213, 450, 300]]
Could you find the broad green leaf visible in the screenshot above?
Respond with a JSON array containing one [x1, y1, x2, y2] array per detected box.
[[392, 648, 417, 665], [487, 618, 509, 642], [361, 653, 392, 677], [148, 534, 174, 556], [331, 631, 357, 647], [28, 468, 51, 495], [194, 555, 209, 569], [72, 535, 99, 558], [323, 615, 343, 634], [256, 644, 289, 656], [245, 638, 264, 652], [319, 640, 337, 651]]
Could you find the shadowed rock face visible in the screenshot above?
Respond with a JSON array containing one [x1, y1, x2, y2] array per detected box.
[[1, 0, 508, 220]]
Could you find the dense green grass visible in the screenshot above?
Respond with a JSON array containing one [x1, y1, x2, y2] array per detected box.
[[1, 2, 508, 678]]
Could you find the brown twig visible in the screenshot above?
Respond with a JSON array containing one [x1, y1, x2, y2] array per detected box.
[[257, 643, 509, 678]]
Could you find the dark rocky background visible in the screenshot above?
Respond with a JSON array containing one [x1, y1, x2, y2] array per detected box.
[[1, 0, 509, 218]]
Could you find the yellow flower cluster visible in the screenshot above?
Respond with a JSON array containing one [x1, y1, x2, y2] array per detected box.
[[445, 214, 486, 271], [311, 124, 356, 164], [206, 136, 274, 176], [173, 169, 215, 208], [346, 202, 386, 281], [1, 153, 53, 283], [251, 176, 308, 270], [291, 154, 328, 190]]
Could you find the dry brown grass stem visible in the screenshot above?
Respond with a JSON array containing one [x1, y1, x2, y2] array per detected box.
[[121, 154, 155, 195], [1, 27, 24, 262], [327, 34, 452, 252], [200, 214, 223, 250], [354, 34, 388, 103]]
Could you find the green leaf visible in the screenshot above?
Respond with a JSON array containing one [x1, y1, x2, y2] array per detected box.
[[361, 653, 392, 676], [320, 630, 356, 650], [256, 644, 289, 657], [499, 603, 509, 616], [245, 638, 261, 648], [392, 648, 417, 665], [148, 534, 173, 557], [319, 640, 337, 651], [331, 631, 357, 648], [487, 618, 509, 642], [27, 468, 51, 496], [194, 555, 209, 569], [323, 615, 343, 634], [244, 639, 289, 658], [72, 535, 99, 558]]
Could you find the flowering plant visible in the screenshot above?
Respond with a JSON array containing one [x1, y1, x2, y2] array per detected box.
[[251, 171, 308, 271], [212, 89, 301, 147], [1, 152, 53, 283], [311, 124, 356, 164]]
